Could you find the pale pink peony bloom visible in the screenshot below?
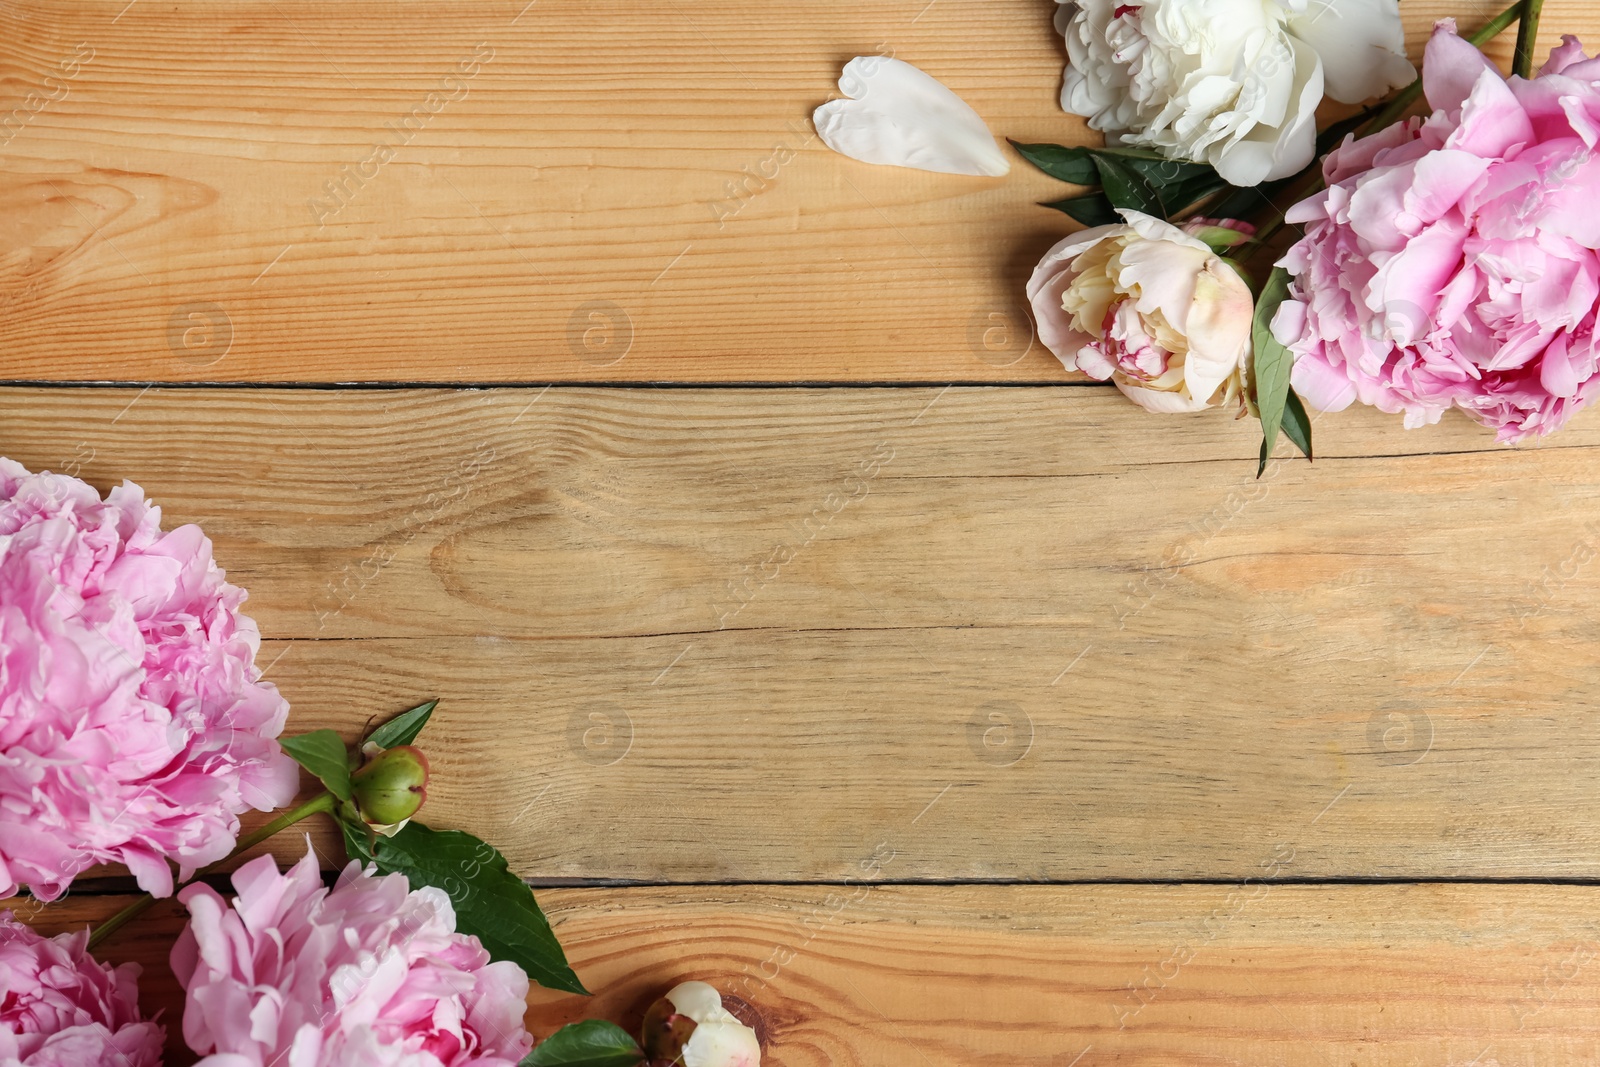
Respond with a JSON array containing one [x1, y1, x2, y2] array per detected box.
[[0, 912, 165, 1067], [1028, 210, 1255, 412], [1274, 23, 1600, 441], [0, 460, 298, 901], [172, 846, 534, 1067]]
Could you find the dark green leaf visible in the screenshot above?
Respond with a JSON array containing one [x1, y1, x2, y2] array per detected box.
[[1114, 155, 1215, 191], [1008, 140, 1098, 185], [280, 730, 353, 802], [1252, 266, 1295, 478], [370, 821, 588, 995], [1080, 144, 1166, 160], [1159, 173, 1230, 218], [521, 1021, 644, 1067], [1281, 387, 1313, 461], [1091, 154, 1162, 216], [1014, 140, 1229, 222], [1097, 152, 1221, 218], [1040, 193, 1120, 227], [366, 699, 439, 750], [1012, 140, 1222, 192]]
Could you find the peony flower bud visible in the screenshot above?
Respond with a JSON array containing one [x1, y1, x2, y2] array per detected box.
[[1028, 209, 1255, 413], [349, 743, 430, 835], [641, 982, 760, 1067]]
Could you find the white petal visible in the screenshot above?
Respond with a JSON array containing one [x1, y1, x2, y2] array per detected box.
[[814, 57, 1010, 177], [1182, 262, 1254, 400], [1286, 0, 1415, 104], [1116, 209, 1210, 253], [683, 1019, 762, 1067], [1115, 379, 1217, 412], [1212, 34, 1323, 185], [665, 981, 728, 1025]]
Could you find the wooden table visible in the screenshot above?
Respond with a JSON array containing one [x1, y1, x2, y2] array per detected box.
[[6, 1, 1600, 1062]]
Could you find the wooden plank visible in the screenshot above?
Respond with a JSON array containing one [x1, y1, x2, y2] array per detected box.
[[14, 884, 1600, 1065], [5, 385, 1600, 882], [2, 0, 1593, 383]]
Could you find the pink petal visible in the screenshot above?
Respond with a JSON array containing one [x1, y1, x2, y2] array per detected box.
[[1290, 352, 1359, 412], [1540, 35, 1592, 76], [1423, 20, 1502, 114]]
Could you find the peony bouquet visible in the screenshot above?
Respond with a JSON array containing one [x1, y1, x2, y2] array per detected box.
[[813, 0, 1595, 469], [1020, 0, 1599, 468], [0, 462, 760, 1067]]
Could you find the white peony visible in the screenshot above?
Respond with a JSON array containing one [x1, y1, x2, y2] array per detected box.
[[1055, 0, 1415, 186]]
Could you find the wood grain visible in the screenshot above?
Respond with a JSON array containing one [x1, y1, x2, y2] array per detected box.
[[16, 884, 1600, 1066], [1, 0, 1593, 383], [6, 385, 1600, 882]]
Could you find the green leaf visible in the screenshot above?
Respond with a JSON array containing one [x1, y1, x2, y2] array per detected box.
[[1014, 140, 1230, 222], [280, 730, 353, 801], [1090, 154, 1162, 216], [366, 699, 439, 750], [1008, 140, 1098, 185], [1113, 155, 1215, 190], [1251, 266, 1295, 478], [1040, 192, 1120, 227], [521, 1021, 644, 1067], [1158, 173, 1230, 218], [1281, 387, 1313, 461], [367, 821, 588, 995], [1094, 153, 1221, 217]]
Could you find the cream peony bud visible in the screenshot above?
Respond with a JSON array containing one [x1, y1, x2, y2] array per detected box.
[[641, 982, 760, 1067], [1027, 210, 1254, 413]]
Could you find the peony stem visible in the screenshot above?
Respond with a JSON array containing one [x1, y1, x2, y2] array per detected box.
[[85, 792, 337, 951], [1512, 0, 1546, 78], [1364, 1, 1523, 134]]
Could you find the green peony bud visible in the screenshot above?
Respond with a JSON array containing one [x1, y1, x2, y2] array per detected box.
[[350, 744, 430, 831]]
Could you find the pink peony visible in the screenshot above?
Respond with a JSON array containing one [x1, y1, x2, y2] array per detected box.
[[0, 912, 165, 1066], [1273, 23, 1600, 441], [172, 846, 534, 1067], [0, 459, 298, 900]]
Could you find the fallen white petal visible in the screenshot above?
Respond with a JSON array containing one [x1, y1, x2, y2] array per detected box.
[[813, 57, 1009, 177]]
